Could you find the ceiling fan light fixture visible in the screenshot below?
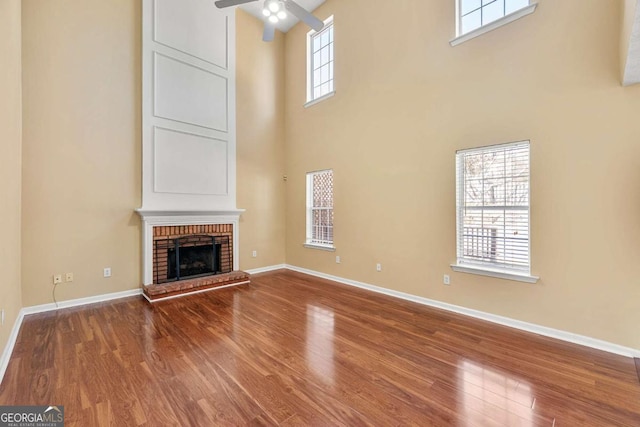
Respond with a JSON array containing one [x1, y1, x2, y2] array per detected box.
[[267, 0, 280, 13], [277, 10, 287, 20], [262, 8, 271, 17], [268, 14, 279, 23]]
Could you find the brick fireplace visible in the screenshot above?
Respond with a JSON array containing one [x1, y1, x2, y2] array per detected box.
[[153, 224, 233, 284], [136, 211, 248, 302]]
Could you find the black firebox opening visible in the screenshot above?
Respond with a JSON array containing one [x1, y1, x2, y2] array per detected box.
[[154, 234, 231, 284], [168, 242, 222, 280]]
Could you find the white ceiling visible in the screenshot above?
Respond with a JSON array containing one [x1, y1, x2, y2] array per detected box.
[[239, 0, 326, 33]]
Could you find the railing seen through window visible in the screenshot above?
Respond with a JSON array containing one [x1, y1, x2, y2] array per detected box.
[[306, 169, 334, 247]]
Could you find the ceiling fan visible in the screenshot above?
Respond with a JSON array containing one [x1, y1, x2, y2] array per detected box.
[[215, 0, 324, 42]]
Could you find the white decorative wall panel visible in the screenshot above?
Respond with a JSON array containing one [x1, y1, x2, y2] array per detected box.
[[154, 54, 228, 131], [154, 0, 228, 69], [154, 127, 228, 195], [141, 0, 236, 212]]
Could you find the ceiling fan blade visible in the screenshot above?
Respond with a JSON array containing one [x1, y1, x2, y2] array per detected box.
[[284, 0, 324, 31], [214, 0, 257, 8], [263, 21, 275, 42]]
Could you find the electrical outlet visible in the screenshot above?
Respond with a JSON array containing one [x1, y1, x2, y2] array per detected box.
[[444, 274, 451, 285], [376, 263, 382, 272], [1, 309, 4, 326], [53, 274, 62, 285], [65, 272, 74, 282], [336, 255, 341, 264], [252, 250, 257, 258], [103, 268, 111, 278]]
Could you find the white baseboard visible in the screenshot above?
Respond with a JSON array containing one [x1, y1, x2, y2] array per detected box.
[[0, 310, 26, 388], [21, 288, 143, 316], [0, 288, 142, 386], [245, 264, 287, 275], [284, 264, 640, 358]]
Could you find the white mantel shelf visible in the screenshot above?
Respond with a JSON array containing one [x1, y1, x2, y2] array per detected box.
[[136, 209, 245, 219]]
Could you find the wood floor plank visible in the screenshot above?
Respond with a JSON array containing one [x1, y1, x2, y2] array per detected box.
[[1, 270, 639, 426]]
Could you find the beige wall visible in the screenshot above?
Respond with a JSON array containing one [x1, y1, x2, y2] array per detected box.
[[0, 0, 23, 353], [284, 0, 640, 349], [236, 10, 287, 270], [21, 0, 142, 306]]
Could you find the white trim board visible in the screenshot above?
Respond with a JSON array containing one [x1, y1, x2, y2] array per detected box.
[[0, 310, 25, 389], [0, 288, 143, 386], [245, 264, 287, 275], [284, 264, 640, 358], [21, 289, 143, 316]]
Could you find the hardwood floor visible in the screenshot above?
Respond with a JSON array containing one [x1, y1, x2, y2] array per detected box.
[[1, 270, 639, 426]]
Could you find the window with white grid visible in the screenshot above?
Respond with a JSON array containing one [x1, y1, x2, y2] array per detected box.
[[306, 170, 334, 248], [307, 16, 334, 103], [457, 0, 531, 35], [455, 141, 530, 275]]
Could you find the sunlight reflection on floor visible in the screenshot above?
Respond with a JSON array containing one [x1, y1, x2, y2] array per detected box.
[[306, 304, 335, 385]]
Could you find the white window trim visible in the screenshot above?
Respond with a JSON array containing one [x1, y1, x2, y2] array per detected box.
[[304, 90, 336, 109], [450, 1, 538, 47], [305, 169, 335, 249], [304, 243, 336, 252], [450, 264, 539, 283], [305, 15, 334, 106], [453, 140, 538, 283]]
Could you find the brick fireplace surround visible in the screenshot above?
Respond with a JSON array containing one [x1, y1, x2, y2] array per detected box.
[[153, 224, 233, 283], [136, 211, 249, 302]]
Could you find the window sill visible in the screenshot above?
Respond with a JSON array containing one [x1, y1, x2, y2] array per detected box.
[[304, 91, 336, 109], [450, 2, 538, 47], [450, 264, 539, 283], [304, 243, 336, 252]]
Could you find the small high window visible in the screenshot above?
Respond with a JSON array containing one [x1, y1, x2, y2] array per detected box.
[[458, 0, 530, 34], [306, 16, 334, 106], [305, 169, 334, 249]]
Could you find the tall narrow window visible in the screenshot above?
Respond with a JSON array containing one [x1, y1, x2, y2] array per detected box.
[[457, 0, 533, 36], [454, 141, 536, 282], [306, 170, 334, 249], [306, 16, 334, 105]]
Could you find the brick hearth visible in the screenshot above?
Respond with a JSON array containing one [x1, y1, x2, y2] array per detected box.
[[143, 270, 250, 301], [143, 223, 249, 302]]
